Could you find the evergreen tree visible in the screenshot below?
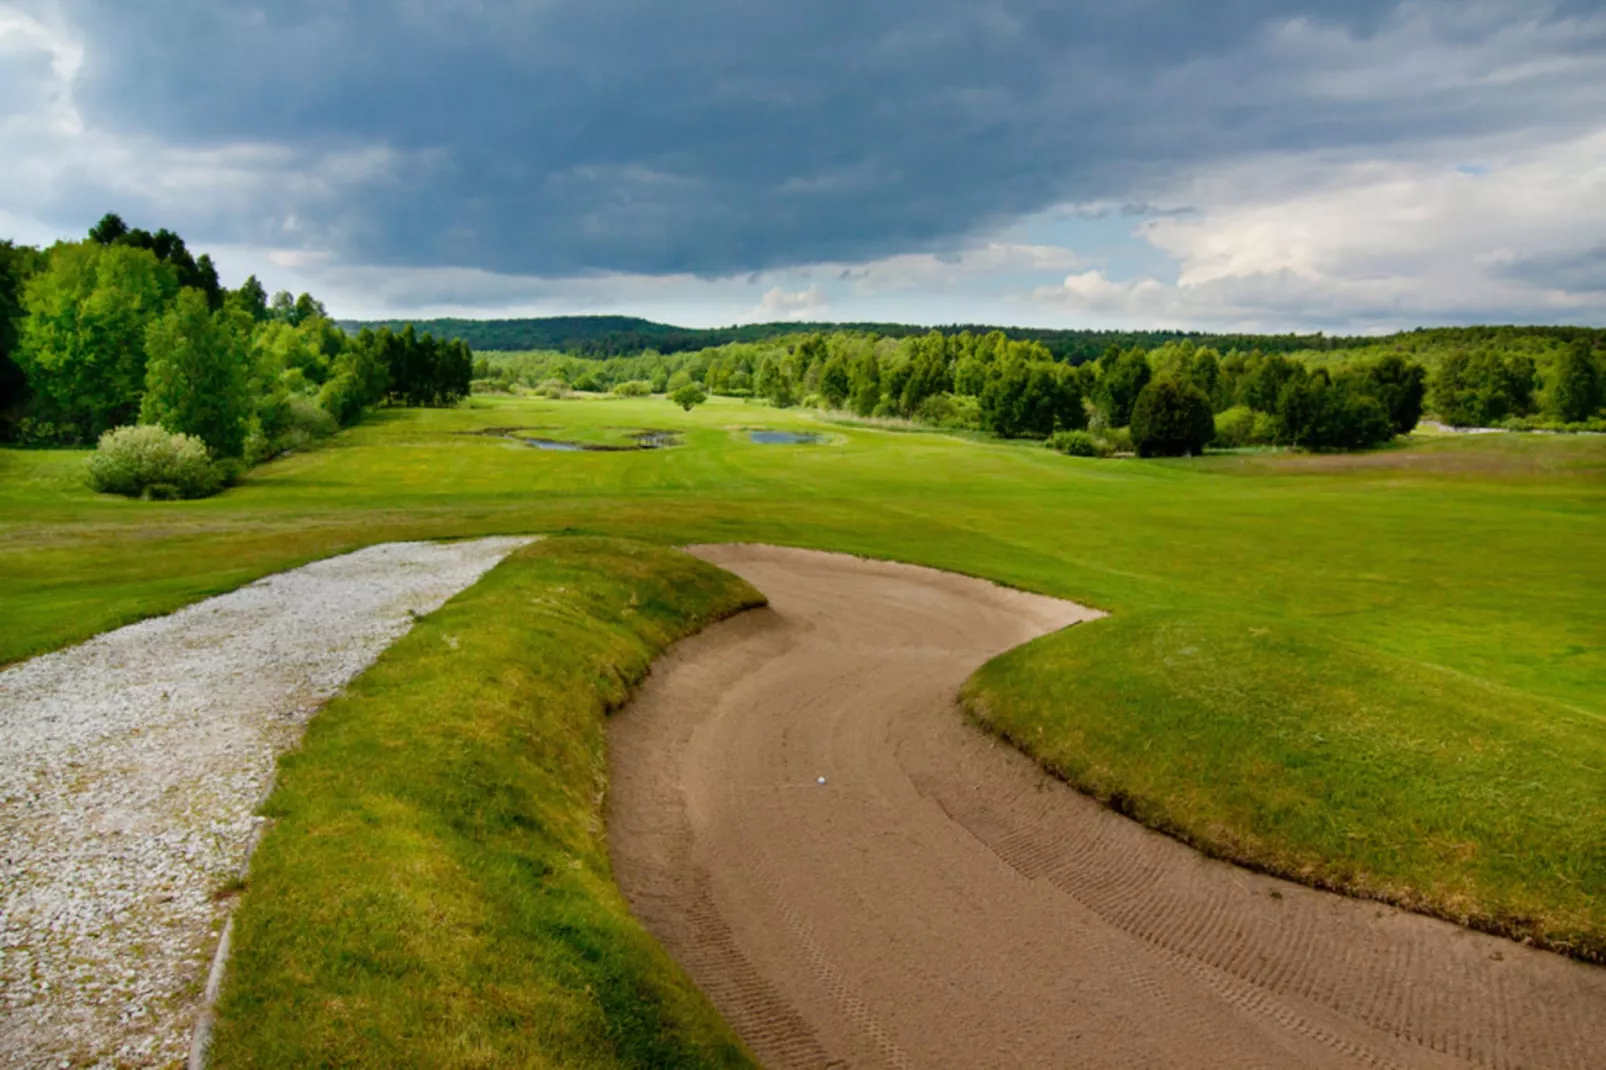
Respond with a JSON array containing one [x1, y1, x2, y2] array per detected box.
[[1130, 376, 1214, 457]]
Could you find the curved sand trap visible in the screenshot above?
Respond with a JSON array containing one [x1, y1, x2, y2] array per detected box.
[[608, 545, 1606, 1070], [0, 537, 533, 1069]]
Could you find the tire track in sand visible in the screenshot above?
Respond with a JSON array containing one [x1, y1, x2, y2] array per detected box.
[[607, 545, 1606, 1070]]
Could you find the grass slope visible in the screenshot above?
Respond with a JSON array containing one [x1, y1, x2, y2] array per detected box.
[[208, 537, 763, 1069], [2, 396, 1601, 960]]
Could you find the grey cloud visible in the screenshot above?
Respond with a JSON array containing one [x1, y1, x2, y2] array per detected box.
[[1500, 247, 1606, 294], [14, 0, 1606, 282]]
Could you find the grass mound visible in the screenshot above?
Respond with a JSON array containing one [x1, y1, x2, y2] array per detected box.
[[209, 536, 763, 1069], [964, 607, 1606, 962]]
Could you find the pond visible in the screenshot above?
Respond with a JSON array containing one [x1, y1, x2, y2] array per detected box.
[[749, 431, 823, 445], [470, 427, 681, 451]]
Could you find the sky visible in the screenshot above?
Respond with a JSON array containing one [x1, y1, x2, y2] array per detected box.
[[2, 0, 1604, 332]]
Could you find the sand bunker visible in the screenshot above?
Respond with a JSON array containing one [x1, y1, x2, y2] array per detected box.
[[0, 537, 532, 1069], [608, 545, 1606, 1069]]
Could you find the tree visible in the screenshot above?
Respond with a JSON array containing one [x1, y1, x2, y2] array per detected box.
[[142, 289, 253, 457], [1130, 376, 1214, 457], [1094, 347, 1151, 426], [1240, 353, 1304, 414], [979, 358, 1083, 438], [1351, 353, 1426, 434], [670, 382, 708, 411], [270, 290, 297, 322], [1549, 342, 1601, 423], [91, 214, 222, 307], [88, 212, 130, 245], [1276, 370, 1394, 450], [293, 292, 328, 326], [819, 355, 850, 409], [1430, 348, 1535, 427], [849, 351, 881, 416], [0, 240, 46, 430], [16, 241, 178, 441], [228, 275, 270, 321]]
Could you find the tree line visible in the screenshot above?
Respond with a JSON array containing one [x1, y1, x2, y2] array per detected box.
[[357, 312, 1374, 362], [0, 215, 472, 480], [479, 324, 1605, 454]]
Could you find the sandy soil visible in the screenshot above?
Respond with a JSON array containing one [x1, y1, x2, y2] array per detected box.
[[0, 537, 532, 1069], [608, 544, 1606, 1070]]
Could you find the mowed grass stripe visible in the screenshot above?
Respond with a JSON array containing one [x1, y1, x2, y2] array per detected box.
[[208, 537, 763, 1070]]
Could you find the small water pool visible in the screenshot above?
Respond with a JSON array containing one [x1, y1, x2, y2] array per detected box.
[[749, 431, 823, 445], [525, 438, 587, 451]]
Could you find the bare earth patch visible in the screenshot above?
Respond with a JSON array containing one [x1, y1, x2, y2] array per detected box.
[[608, 544, 1606, 1070], [0, 537, 532, 1069]]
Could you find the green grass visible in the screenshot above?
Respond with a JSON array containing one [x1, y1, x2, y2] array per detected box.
[[1, 394, 1602, 961], [208, 537, 763, 1069]]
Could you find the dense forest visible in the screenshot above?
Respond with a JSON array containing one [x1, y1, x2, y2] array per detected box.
[[344, 314, 1371, 362], [477, 324, 1606, 455], [0, 215, 472, 496]]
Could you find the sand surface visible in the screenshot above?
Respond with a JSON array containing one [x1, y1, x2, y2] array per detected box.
[[608, 544, 1606, 1070], [0, 537, 533, 1069]]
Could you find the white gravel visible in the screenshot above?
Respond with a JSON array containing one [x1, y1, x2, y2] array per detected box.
[[0, 537, 534, 1069]]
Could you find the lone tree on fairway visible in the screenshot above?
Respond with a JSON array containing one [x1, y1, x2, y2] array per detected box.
[[670, 382, 707, 412], [1130, 376, 1214, 457]]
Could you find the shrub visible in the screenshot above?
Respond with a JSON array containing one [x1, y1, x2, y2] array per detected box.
[[1130, 376, 1215, 457], [611, 379, 652, 397], [1046, 430, 1100, 457], [1212, 406, 1282, 449], [1212, 406, 1258, 448], [917, 392, 981, 430], [317, 372, 365, 427], [86, 424, 223, 499], [1098, 426, 1134, 454]]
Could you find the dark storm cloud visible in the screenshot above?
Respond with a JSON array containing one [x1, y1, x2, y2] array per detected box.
[[35, 0, 1605, 276], [1501, 247, 1606, 294]]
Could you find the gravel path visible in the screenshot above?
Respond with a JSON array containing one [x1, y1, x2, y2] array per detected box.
[[0, 537, 533, 1069]]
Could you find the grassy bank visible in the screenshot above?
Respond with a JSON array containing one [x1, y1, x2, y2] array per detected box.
[[2, 395, 1602, 960], [208, 537, 763, 1069]]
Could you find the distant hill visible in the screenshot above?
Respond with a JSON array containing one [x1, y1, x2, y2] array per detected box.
[[338, 315, 1372, 363]]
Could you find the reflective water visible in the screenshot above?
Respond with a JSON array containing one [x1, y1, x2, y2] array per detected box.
[[749, 431, 822, 445]]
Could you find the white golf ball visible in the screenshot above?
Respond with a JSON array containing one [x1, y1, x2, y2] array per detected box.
[[817, 776, 827, 785]]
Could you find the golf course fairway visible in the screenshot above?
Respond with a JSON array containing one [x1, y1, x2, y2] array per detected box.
[[2, 393, 1602, 969]]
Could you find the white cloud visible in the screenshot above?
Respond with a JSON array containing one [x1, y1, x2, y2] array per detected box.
[[746, 284, 828, 322], [1032, 127, 1606, 329]]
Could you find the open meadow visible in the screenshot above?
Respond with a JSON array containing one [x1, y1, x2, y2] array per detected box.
[[3, 393, 1602, 968]]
